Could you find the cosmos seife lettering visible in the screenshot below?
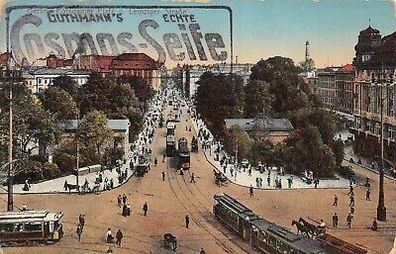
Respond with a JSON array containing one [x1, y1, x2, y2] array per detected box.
[[10, 12, 228, 64]]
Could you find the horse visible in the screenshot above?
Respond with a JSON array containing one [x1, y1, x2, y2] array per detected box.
[[292, 220, 311, 238], [299, 217, 318, 236], [66, 183, 80, 194]]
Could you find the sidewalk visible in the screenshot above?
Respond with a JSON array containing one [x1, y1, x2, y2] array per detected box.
[[186, 100, 350, 190], [0, 91, 167, 194]]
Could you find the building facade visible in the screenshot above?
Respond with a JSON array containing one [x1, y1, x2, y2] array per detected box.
[[350, 26, 396, 165], [22, 68, 90, 94], [109, 53, 161, 90]]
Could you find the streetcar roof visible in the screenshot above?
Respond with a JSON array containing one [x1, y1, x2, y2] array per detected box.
[[250, 218, 324, 253], [214, 194, 256, 218], [0, 211, 63, 223]]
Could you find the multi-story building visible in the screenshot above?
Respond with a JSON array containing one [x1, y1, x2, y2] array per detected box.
[[300, 71, 319, 95], [109, 53, 161, 90], [317, 67, 339, 110], [350, 26, 396, 164], [335, 64, 356, 115], [22, 68, 91, 94]]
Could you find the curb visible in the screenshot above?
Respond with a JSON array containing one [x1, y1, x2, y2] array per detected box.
[[187, 108, 348, 191], [3, 168, 137, 196], [343, 159, 395, 181]]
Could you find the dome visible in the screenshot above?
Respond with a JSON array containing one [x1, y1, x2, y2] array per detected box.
[[359, 25, 380, 35]]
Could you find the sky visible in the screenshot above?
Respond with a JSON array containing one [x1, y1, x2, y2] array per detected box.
[[0, 0, 395, 68]]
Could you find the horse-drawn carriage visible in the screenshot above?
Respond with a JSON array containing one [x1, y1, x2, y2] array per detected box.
[[162, 233, 177, 251], [213, 171, 228, 186], [136, 155, 150, 177]]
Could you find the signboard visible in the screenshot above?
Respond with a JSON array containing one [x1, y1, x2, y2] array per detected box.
[[5, 5, 232, 66]]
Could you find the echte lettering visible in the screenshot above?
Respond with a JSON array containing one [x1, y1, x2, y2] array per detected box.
[[163, 14, 196, 23]]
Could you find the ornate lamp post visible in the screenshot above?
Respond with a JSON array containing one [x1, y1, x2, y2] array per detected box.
[[372, 70, 394, 221]]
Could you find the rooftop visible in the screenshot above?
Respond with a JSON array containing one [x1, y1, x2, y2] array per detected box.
[[59, 119, 130, 132], [225, 118, 294, 132]]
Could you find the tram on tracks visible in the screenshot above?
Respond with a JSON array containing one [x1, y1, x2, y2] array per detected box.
[[0, 210, 64, 246], [213, 194, 367, 254], [191, 136, 198, 152], [178, 137, 190, 170], [166, 122, 175, 136], [166, 134, 176, 157]]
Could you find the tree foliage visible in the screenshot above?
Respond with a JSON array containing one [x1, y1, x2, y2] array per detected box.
[[244, 80, 273, 117], [39, 87, 79, 120], [76, 110, 112, 156], [195, 72, 245, 136]]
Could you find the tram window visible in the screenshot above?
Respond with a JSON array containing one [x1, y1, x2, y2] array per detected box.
[[24, 223, 42, 231], [0, 223, 14, 232], [14, 223, 23, 232], [268, 235, 276, 246], [276, 240, 289, 253]]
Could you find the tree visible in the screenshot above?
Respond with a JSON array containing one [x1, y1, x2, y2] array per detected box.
[[116, 75, 154, 102], [195, 72, 245, 137], [244, 80, 274, 117], [224, 127, 253, 161], [250, 56, 311, 115], [76, 110, 112, 156], [39, 87, 79, 120], [51, 75, 80, 100]]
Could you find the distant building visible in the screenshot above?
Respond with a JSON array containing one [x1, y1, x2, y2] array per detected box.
[[350, 25, 396, 164], [335, 64, 356, 115], [317, 67, 340, 110], [109, 53, 161, 90], [225, 117, 294, 144], [300, 71, 318, 95], [72, 55, 115, 75], [58, 119, 130, 156], [22, 68, 90, 94]]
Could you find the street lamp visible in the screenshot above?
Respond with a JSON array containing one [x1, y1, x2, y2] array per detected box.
[[371, 71, 394, 222], [0, 65, 23, 211]]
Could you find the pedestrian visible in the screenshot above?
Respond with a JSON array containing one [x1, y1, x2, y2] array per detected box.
[[122, 194, 127, 205], [249, 185, 254, 197], [190, 173, 196, 183], [332, 213, 338, 228], [349, 195, 355, 207], [267, 175, 271, 187], [332, 195, 338, 206], [154, 157, 158, 166], [106, 246, 113, 253], [185, 215, 190, 228], [163, 154, 166, 162], [64, 180, 68, 191], [346, 213, 353, 228], [347, 184, 354, 195], [79, 214, 85, 230], [366, 189, 371, 201], [371, 218, 378, 231], [162, 171, 166, 181], [76, 224, 82, 242], [116, 229, 123, 246], [106, 228, 114, 243], [143, 202, 148, 216], [200, 248, 206, 254], [21, 203, 27, 211]]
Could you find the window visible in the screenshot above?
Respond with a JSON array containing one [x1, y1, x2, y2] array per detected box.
[[24, 222, 42, 231], [38, 78, 42, 84], [0, 223, 14, 232], [362, 54, 371, 62]]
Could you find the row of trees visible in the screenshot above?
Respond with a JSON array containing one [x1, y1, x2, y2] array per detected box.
[[195, 56, 343, 177], [0, 74, 153, 183]]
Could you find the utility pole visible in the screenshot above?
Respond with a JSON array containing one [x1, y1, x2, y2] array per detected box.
[[76, 116, 80, 192], [7, 76, 13, 211]]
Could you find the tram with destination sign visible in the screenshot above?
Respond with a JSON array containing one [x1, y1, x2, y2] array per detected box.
[[213, 194, 367, 254], [0, 210, 64, 246], [178, 138, 190, 170]]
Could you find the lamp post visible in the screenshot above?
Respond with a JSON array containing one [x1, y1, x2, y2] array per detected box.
[[372, 72, 394, 222]]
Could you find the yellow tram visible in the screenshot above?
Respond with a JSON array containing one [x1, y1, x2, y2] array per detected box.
[[0, 210, 64, 245]]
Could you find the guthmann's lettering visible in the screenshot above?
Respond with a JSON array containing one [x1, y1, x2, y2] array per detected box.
[[10, 12, 228, 65]]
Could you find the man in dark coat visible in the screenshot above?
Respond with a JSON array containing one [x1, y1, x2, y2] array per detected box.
[[143, 202, 148, 216], [116, 229, 123, 246], [185, 215, 190, 228]]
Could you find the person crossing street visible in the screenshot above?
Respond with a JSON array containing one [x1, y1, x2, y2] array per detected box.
[[143, 202, 148, 216]]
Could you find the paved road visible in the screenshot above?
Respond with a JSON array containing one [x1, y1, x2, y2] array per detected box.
[[0, 93, 395, 254]]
